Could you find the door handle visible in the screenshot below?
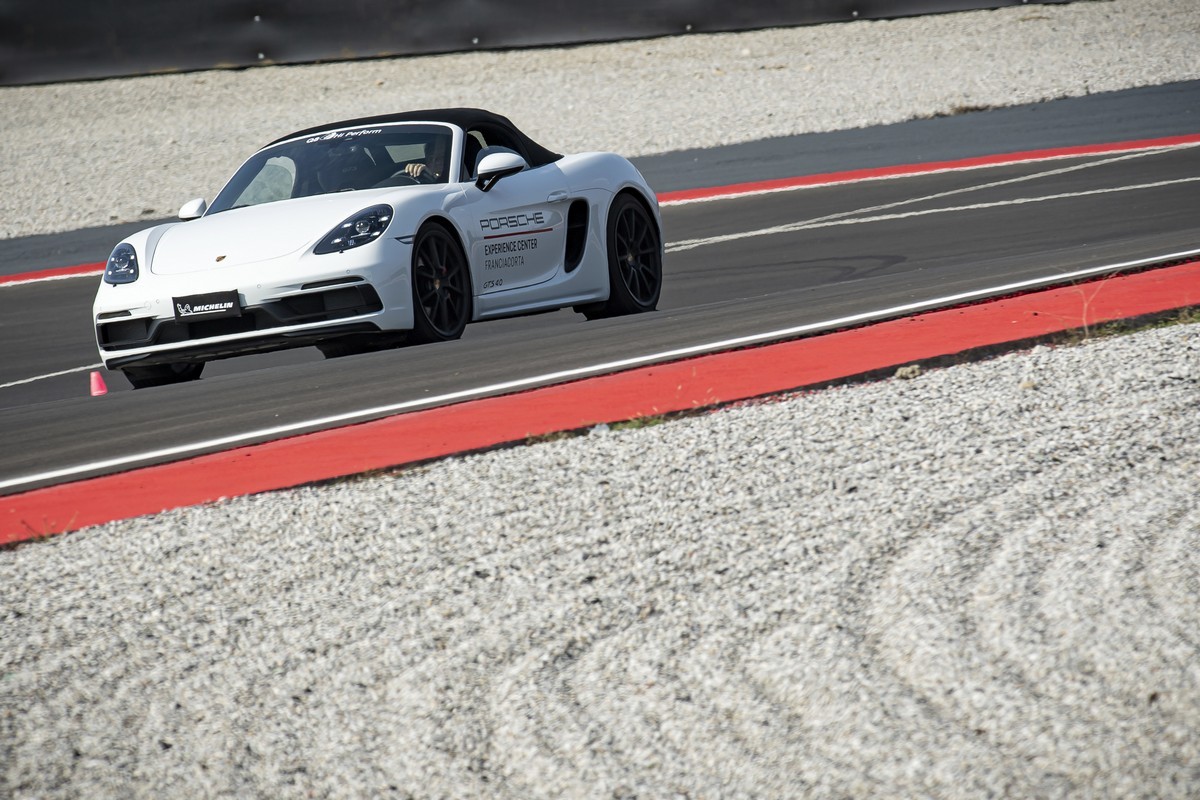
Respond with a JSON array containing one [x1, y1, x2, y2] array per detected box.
[[546, 190, 569, 203]]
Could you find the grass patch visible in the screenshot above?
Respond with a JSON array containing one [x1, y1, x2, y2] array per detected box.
[[931, 103, 999, 118], [610, 416, 671, 432], [1058, 305, 1200, 346], [524, 430, 580, 445]]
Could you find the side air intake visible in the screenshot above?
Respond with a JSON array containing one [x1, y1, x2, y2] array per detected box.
[[564, 199, 588, 272]]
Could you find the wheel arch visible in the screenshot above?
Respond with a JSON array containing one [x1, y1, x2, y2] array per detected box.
[[408, 215, 475, 342], [415, 212, 467, 249], [610, 186, 660, 228], [607, 186, 663, 258], [416, 211, 478, 312], [576, 186, 663, 321]]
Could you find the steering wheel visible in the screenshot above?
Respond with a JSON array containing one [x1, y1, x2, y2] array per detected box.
[[407, 165, 438, 184], [373, 171, 421, 189]]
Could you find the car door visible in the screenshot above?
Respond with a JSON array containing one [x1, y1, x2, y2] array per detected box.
[[456, 162, 570, 295]]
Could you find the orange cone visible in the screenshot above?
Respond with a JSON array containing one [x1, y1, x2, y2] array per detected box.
[[89, 371, 108, 397]]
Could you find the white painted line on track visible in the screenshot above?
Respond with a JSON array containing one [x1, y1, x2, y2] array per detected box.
[[0, 364, 103, 390], [4, 246, 1200, 493], [0, 270, 102, 288], [669, 147, 1199, 252], [5, 143, 1196, 394], [7, 139, 1197, 288], [670, 176, 1200, 253], [658, 138, 1200, 206]]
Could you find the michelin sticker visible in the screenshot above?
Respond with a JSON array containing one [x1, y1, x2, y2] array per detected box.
[[177, 301, 235, 316], [173, 290, 240, 320]]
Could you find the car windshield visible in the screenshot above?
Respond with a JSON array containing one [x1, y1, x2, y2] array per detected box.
[[207, 124, 454, 215]]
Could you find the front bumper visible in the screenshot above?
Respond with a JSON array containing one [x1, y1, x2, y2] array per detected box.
[[101, 321, 383, 369], [98, 279, 382, 349], [93, 239, 415, 369]]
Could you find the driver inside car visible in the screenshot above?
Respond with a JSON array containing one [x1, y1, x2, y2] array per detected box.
[[401, 134, 451, 182]]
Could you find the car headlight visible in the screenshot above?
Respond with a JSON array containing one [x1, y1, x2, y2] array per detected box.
[[314, 205, 393, 255], [104, 243, 139, 284]]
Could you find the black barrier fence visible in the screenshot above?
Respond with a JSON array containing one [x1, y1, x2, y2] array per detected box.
[[0, 0, 1071, 87]]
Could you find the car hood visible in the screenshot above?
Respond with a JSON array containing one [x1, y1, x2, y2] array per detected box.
[[149, 191, 406, 275]]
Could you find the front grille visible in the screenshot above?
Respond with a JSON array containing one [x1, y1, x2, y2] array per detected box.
[[97, 284, 384, 350], [267, 285, 382, 323], [97, 318, 152, 347]]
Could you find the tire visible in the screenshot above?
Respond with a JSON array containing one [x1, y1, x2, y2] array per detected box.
[[410, 223, 472, 343], [582, 193, 663, 320], [122, 361, 205, 389]]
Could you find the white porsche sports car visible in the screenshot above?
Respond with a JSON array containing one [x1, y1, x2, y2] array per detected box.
[[93, 109, 664, 388]]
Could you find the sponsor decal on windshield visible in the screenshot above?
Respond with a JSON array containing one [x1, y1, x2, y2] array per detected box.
[[305, 129, 384, 144]]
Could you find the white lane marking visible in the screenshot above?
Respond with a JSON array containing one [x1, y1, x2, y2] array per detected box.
[[670, 176, 1200, 253], [0, 270, 102, 288], [0, 364, 104, 390], [4, 145, 1195, 392], [658, 138, 1200, 206], [4, 245, 1200, 493], [7, 141, 1196, 289], [3, 165, 1195, 393], [669, 147, 1195, 252]]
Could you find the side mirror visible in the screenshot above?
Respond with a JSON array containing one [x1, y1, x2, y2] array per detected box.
[[474, 152, 527, 192], [178, 198, 208, 220]]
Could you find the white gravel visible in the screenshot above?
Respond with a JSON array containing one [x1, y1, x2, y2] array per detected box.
[[4, 1, 1200, 797], [3, 323, 1198, 797], [1, 0, 1198, 238]]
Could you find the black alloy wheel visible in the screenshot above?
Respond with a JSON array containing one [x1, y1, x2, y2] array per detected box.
[[410, 223, 472, 343], [582, 193, 663, 320]]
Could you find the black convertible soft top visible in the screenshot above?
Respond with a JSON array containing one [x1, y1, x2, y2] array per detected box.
[[266, 108, 562, 167]]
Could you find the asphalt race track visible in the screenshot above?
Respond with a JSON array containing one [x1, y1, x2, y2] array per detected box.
[[0, 83, 1198, 493]]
